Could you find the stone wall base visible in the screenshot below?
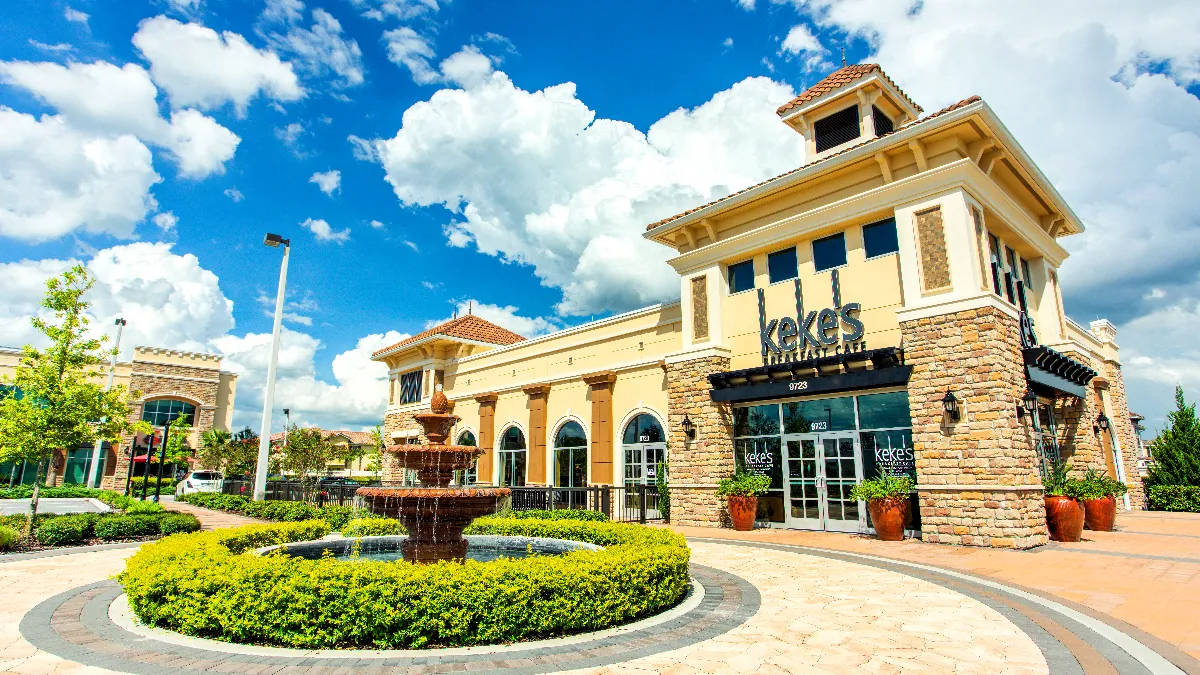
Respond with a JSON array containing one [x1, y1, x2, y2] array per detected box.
[[919, 488, 1048, 549], [669, 486, 727, 528]]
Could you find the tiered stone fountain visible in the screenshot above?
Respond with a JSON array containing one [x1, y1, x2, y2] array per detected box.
[[356, 386, 509, 563]]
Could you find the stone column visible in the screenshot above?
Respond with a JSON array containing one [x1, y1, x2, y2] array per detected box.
[[902, 305, 1047, 549], [475, 394, 497, 485], [523, 384, 550, 485], [1099, 361, 1146, 509], [583, 372, 616, 486], [666, 355, 734, 527]]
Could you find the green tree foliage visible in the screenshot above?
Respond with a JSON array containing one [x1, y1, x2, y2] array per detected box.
[[162, 414, 194, 466], [0, 265, 149, 530], [280, 425, 334, 489], [1147, 386, 1200, 487]]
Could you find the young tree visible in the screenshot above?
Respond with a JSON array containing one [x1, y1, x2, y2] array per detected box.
[[197, 428, 232, 473], [365, 425, 385, 478], [162, 414, 194, 476], [0, 265, 149, 531], [279, 425, 333, 494], [1147, 386, 1200, 487]]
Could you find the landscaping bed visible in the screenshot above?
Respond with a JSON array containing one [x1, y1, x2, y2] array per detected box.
[[120, 517, 690, 649]]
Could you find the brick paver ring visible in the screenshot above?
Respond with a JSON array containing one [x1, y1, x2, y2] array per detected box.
[[20, 564, 758, 674]]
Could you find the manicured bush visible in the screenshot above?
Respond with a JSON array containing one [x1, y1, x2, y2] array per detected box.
[[35, 514, 94, 546], [342, 517, 400, 537], [159, 513, 202, 535], [94, 514, 162, 541], [127, 476, 178, 492], [121, 518, 688, 649], [180, 492, 377, 531], [241, 500, 321, 522], [124, 499, 166, 515], [1148, 485, 1200, 512], [488, 508, 609, 522], [0, 525, 18, 551], [1075, 468, 1128, 501]]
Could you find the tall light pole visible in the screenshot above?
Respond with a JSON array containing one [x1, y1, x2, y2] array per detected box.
[[254, 233, 290, 501], [89, 318, 126, 488], [282, 408, 290, 451]]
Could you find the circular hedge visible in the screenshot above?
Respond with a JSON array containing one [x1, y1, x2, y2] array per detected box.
[[119, 517, 690, 649]]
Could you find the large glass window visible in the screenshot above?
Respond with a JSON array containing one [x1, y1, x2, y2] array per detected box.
[[812, 232, 847, 272], [783, 396, 856, 433], [862, 218, 899, 259], [455, 430, 477, 485], [622, 414, 664, 444], [767, 247, 798, 284], [734, 436, 784, 523], [728, 259, 754, 294], [498, 426, 526, 487], [141, 399, 195, 427], [733, 404, 780, 437], [553, 421, 588, 488], [856, 391, 911, 430], [397, 370, 423, 405], [622, 414, 665, 488]]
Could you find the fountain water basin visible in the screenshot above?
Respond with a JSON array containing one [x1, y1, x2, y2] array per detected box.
[[357, 387, 510, 563], [257, 535, 601, 564]]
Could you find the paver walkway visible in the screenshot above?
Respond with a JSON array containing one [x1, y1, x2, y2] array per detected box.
[[161, 499, 263, 530], [671, 509, 1200, 663]]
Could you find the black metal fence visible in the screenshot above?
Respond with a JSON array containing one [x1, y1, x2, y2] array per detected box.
[[217, 480, 665, 523]]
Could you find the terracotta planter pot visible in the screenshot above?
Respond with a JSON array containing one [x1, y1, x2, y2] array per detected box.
[[726, 495, 758, 531], [1083, 496, 1117, 532], [1044, 495, 1085, 542], [868, 497, 908, 541]]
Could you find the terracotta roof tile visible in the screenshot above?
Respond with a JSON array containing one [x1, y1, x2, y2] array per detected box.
[[775, 63, 922, 117], [645, 95, 981, 232], [371, 314, 526, 358], [270, 429, 377, 445]]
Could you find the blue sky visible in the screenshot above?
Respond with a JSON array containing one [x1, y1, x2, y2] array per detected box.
[[2, 0, 1199, 435]]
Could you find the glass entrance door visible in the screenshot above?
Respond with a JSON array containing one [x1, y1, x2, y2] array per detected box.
[[784, 433, 863, 532]]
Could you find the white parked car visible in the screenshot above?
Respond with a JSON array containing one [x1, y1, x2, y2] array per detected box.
[[176, 470, 224, 497]]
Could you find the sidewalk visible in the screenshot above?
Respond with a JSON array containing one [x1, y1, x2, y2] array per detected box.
[[164, 498, 264, 531], [671, 509, 1200, 662]]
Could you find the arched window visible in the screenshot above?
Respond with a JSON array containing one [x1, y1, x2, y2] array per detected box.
[[141, 399, 196, 427], [455, 430, 478, 485], [553, 421, 587, 488], [621, 413, 666, 486], [498, 426, 526, 487]]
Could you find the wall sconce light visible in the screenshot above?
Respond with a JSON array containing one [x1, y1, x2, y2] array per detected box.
[[681, 415, 696, 441], [941, 389, 961, 422], [1094, 412, 1110, 435], [1017, 389, 1038, 420]]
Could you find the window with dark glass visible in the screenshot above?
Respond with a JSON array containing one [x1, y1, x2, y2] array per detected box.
[[862, 218, 899, 259], [734, 404, 781, 437], [728, 259, 754, 293], [767, 247, 798, 284], [783, 396, 857, 433], [141, 399, 196, 427], [872, 106, 893, 136], [987, 233, 1003, 296], [814, 106, 861, 153], [1004, 246, 1018, 302], [398, 369, 423, 404], [733, 404, 784, 523], [454, 431, 478, 485], [498, 426, 526, 487], [622, 414, 664, 444], [812, 232, 847, 272], [1020, 258, 1033, 292], [553, 421, 588, 488]]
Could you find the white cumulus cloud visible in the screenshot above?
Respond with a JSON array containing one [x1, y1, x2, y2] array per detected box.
[[300, 217, 350, 243], [309, 169, 341, 196], [266, 8, 364, 88], [133, 16, 304, 115]]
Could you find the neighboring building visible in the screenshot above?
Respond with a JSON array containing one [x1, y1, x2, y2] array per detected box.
[[1130, 413, 1152, 476], [373, 64, 1145, 549], [0, 345, 237, 490], [270, 429, 380, 478]]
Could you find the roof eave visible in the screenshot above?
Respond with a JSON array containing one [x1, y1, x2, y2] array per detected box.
[[643, 99, 987, 243], [777, 73, 921, 124], [371, 334, 510, 363]]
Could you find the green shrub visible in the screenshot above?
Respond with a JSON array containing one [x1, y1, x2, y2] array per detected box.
[[121, 518, 687, 649], [716, 472, 771, 498], [125, 499, 166, 515], [35, 514, 94, 546], [1148, 485, 1200, 512], [0, 525, 18, 550], [342, 518, 400, 537], [159, 513, 202, 535], [315, 505, 359, 530], [127, 476, 178, 492], [94, 514, 162, 541], [241, 500, 320, 522], [850, 473, 915, 501], [1043, 460, 1085, 498], [1075, 468, 1128, 500], [487, 508, 609, 522]]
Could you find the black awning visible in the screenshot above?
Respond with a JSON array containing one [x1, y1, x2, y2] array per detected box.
[[709, 347, 910, 404], [1023, 346, 1097, 399]]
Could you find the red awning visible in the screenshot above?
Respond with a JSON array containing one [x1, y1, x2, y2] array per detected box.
[[131, 454, 153, 463]]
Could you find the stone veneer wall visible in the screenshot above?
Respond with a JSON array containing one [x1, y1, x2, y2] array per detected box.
[[1099, 360, 1146, 509], [381, 407, 430, 483], [104, 361, 222, 492], [901, 306, 1048, 549], [666, 356, 734, 527], [1052, 350, 1107, 478]]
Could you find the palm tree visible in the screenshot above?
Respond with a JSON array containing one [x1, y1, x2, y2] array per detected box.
[[198, 428, 232, 474]]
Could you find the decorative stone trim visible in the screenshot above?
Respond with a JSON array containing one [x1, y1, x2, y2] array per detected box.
[[916, 485, 1044, 492]]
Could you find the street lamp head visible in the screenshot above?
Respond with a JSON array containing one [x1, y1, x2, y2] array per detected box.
[[264, 233, 289, 248], [114, 317, 126, 326], [283, 408, 290, 416]]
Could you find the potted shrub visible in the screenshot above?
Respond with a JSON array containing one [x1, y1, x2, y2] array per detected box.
[[716, 473, 771, 531], [1043, 460, 1085, 542], [1077, 468, 1127, 532], [850, 472, 914, 541]]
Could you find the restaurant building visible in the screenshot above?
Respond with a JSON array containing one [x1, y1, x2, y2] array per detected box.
[[372, 64, 1143, 548], [0, 345, 237, 490]]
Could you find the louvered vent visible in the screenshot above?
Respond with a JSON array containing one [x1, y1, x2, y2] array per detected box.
[[872, 106, 894, 136], [814, 106, 861, 153]]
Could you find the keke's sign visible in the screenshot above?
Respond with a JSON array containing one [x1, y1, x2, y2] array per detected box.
[[758, 269, 866, 366]]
